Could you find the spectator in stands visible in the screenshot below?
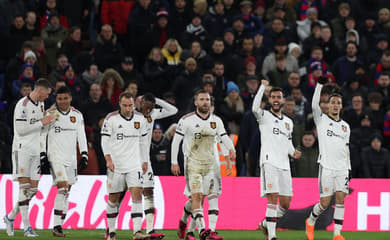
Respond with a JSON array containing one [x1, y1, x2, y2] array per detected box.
[[331, 2, 351, 45], [100, 68, 124, 107], [0, 112, 12, 173], [296, 7, 326, 42], [172, 57, 201, 114], [319, 25, 339, 64], [234, 36, 263, 79], [351, 114, 381, 154], [236, 56, 261, 92], [25, 11, 39, 38], [377, 7, 390, 34], [374, 50, 390, 86], [341, 78, 368, 107], [211, 61, 227, 98], [8, 15, 31, 59], [223, 0, 239, 22], [343, 93, 366, 129], [222, 28, 236, 54], [39, 0, 69, 31], [150, 123, 171, 176], [61, 64, 81, 105], [60, 26, 90, 63], [253, 0, 266, 19], [288, 42, 303, 66], [239, 0, 264, 36], [332, 41, 362, 87], [372, 71, 390, 107], [361, 133, 390, 178], [366, 34, 388, 69], [125, 81, 138, 97], [7, 82, 32, 128], [48, 54, 68, 86], [80, 83, 114, 128], [169, 0, 192, 40], [127, 0, 155, 65], [143, 47, 170, 97], [283, 96, 305, 147], [181, 14, 209, 49], [266, 54, 289, 88], [81, 63, 103, 97], [150, 9, 173, 49], [6, 41, 33, 85], [359, 14, 380, 57], [161, 38, 182, 67], [291, 87, 310, 121], [11, 63, 34, 98], [241, 75, 260, 111], [367, 92, 385, 131], [100, 0, 135, 40], [283, 71, 302, 96], [31, 37, 49, 79], [262, 38, 298, 81], [203, 0, 230, 39], [181, 40, 213, 73], [41, 12, 68, 67], [302, 22, 322, 58], [295, 131, 318, 177], [94, 24, 124, 71], [263, 17, 294, 54], [219, 81, 244, 134], [116, 56, 143, 91], [265, 0, 296, 23]]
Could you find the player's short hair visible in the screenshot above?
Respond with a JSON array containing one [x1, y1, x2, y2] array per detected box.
[[142, 93, 156, 104], [34, 78, 51, 89], [379, 71, 390, 78], [21, 82, 32, 89], [119, 91, 134, 101], [194, 89, 209, 99], [328, 92, 343, 102], [269, 87, 284, 96], [56, 86, 71, 95], [285, 96, 294, 102]]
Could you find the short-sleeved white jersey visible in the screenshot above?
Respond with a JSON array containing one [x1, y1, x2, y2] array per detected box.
[[175, 112, 228, 167], [12, 96, 44, 155], [252, 85, 295, 170], [101, 111, 148, 173], [46, 106, 88, 167], [312, 84, 351, 170]]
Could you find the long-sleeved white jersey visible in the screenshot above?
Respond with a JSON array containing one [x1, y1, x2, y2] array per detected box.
[[142, 98, 178, 162], [44, 106, 88, 166], [12, 96, 44, 155], [171, 112, 235, 169], [101, 111, 148, 173], [312, 83, 351, 170], [252, 85, 295, 170]]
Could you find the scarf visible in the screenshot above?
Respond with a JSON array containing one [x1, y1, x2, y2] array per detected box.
[[186, 24, 205, 36]]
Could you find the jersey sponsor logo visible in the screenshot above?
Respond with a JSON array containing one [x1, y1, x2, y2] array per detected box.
[[285, 122, 290, 130], [210, 122, 216, 129], [134, 122, 140, 129], [272, 128, 290, 138], [342, 125, 347, 132], [30, 118, 39, 124], [70, 116, 76, 123], [326, 130, 343, 139]]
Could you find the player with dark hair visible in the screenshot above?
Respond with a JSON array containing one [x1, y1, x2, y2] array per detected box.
[[306, 77, 351, 240], [253, 80, 301, 240]]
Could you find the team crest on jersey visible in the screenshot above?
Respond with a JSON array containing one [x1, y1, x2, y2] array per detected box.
[[267, 183, 273, 189], [342, 125, 347, 132], [285, 123, 290, 130], [70, 116, 76, 123], [146, 116, 152, 123], [57, 171, 62, 177], [134, 122, 140, 129], [210, 122, 216, 129], [20, 168, 24, 173]]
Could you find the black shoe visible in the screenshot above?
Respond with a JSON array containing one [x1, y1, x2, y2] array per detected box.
[[53, 225, 66, 237], [108, 232, 116, 240]]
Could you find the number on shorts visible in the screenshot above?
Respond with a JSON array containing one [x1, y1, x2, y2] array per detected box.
[[148, 172, 153, 181], [37, 165, 41, 174], [344, 177, 350, 188], [138, 171, 144, 184]]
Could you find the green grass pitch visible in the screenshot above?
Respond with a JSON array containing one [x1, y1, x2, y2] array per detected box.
[[1, 230, 390, 240]]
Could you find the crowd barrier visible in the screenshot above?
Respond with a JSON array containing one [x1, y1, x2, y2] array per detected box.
[[0, 175, 389, 231]]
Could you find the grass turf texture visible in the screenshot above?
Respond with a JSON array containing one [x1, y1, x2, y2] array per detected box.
[[1, 230, 390, 239]]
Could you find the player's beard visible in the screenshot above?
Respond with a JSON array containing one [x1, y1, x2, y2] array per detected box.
[[271, 102, 282, 113], [198, 104, 210, 114]]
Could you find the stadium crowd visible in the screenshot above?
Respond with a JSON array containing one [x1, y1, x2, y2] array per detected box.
[[0, 0, 390, 178]]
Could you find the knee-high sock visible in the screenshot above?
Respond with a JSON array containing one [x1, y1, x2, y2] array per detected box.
[[308, 202, 326, 225], [276, 205, 287, 219], [106, 200, 119, 233], [131, 200, 143, 233], [18, 183, 31, 230], [192, 208, 205, 234], [188, 215, 197, 233], [208, 196, 219, 231], [334, 204, 345, 236], [144, 194, 155, 233], [9, 187, 38, 220], [181, 199, 192, 224], [54, 188, 68, 227], [265, 204, 277, 239]]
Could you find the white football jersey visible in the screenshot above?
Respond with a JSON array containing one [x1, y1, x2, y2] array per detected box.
[[175, 112, 229, 167], [101, 111, 148, 173], [46, 106, 88, 167], [312, 84, 351, 170], [141, 98, 178, 161], [12, 96, 44, 155], [252, 85, 295, 170]]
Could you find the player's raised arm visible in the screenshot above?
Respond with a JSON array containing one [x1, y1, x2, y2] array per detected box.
[[252, 79, 268, 120], [171, 118, 185, 176], [312, 76, 327, 123], [155, 97, 178, 119]]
